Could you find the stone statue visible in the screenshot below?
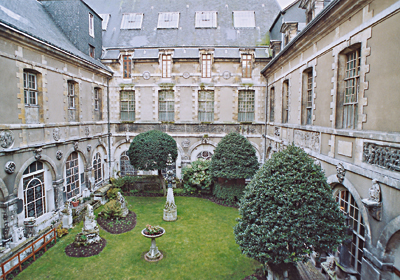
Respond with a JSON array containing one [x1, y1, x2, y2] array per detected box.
[[75, 203, 101, 246], [84, 204, 96, 231], [369, 179, 381, 202], [117, 192, 129, 218], [62, 201, 73, 229], [336, 163, 346, 183]]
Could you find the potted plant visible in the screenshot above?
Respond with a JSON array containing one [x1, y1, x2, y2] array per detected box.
[[71, 198, 79, 207], [141, 224, 165, 261]]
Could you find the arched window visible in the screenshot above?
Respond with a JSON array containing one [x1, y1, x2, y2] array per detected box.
[[196, 150, 213, 160], [65, 152, 80, 199], [120, 151, 136, 176], [93, 152, 102, 185], [336, 188, 365, 275], [23, 161, 46, 218]]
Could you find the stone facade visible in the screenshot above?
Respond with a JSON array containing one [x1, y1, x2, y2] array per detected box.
[[262, 1, 400, 279]]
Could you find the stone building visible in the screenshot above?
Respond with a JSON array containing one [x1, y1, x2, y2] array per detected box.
[[0, 0, 280, 253], [261, 0, 400, 279]]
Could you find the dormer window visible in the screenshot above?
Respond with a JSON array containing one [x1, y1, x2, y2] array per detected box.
[[233, 11, 255, 28], [121, 13, 143, 29], [195, 11, 217, 28], [99, 14, 110, 30], [157, 12, 179, 29], [89, 13, 94, 37], [89, 45, 95, 58]]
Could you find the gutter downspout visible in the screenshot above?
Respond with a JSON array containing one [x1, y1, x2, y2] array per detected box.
[[107, 77, 111, 182], [263, 77, 269, 164]]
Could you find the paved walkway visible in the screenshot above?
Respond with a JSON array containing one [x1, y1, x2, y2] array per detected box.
[[297, 261, 326, 280]]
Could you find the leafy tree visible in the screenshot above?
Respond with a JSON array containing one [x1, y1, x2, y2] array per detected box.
[[234, 145, 346, 270], [210, 132, 259, 180], [127, 130, 177, 196]]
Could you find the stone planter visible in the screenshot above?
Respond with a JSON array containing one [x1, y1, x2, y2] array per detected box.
[[71, 200, 79, 207], [141, 228, 165, 262]]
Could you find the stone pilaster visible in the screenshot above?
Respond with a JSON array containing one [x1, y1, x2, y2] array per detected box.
[[52, 178, 64, 211]]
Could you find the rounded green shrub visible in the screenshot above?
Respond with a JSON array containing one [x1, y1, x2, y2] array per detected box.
[[234, 145, 347, 266], [182, 159, 212, 194], [210, 132, 259, 180]]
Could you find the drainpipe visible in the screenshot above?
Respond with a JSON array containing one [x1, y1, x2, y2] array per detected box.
[[263, 77, 269, 164], [107, 77, 111, 181]]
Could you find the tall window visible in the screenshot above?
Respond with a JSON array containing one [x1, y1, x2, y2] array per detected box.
[[238, 90, 255, 122], [343, 48, 360, 129], [198, 90, 214, 122], [269, 87, 275, 122], [94, 88, 100, 111], [159, 90, 174, 121], [282, 80, 289, 123], [162, 54, 171, 78], [123, 55, 131, 78], [93, 152, 102, 186], [23, 72, 38, 105], [336, 189, 365, 275], [120, 151, 136, 176], [68, 81, 78, 122], [202, 54, 211, 78], [120, 90, 135, 121], [302, 69, 313, 125], [23, 161, 45, 218], [241, 54, 252, 78], [89, 13, 94, 37], [66, 152, 80, 200]]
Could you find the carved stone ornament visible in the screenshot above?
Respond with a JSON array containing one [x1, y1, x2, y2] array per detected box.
[[0, 130, 15, 149], [222, 71, 231, 80], [363, 142, 400, 172], [4, 161, 16, 174], [182, 72, 190, 79], [56, 150, 63, 160], [143, 71, 151, 80], [274, 127, 281, 137], [181, 139, 190, 148], [294, 130, 320, 152], [53, 128, 60, 141], [336, 163, 346, 183], [74, 142, 79, 151], [85, 126, 90, 137], [87, 145, 92, 152], [34, 148, 42, 161], [362, 179, 382, 221]]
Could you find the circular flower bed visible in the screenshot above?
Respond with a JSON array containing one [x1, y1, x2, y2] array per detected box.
[[97, 210, 137, 234], [65, 238, 107, 258]]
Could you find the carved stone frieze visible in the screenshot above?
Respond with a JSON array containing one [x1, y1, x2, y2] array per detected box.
[[0, 130, 15, 149], [182, 72, 190, 79], [53, 127, 60, 141], [336, 163, 346, 183], [85, 126, 90, 137], [294, 130, 320, 152], [56, 150, 63, 160], [143, 71, 151, 80], [222, 71, 231, 80], [4, 161, 16, 174], [363, 142, 400, 172]]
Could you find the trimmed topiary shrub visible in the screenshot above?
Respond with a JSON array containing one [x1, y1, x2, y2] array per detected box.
[[234, 144, 347, 269], [182, 159, 212, 194], [127, 130, 177, 196], [210, 132, 259, 180]]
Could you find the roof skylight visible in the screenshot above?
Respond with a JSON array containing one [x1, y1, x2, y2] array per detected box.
[[233, 11, 255, 28], [99, 14, 110, 30], [121, 13, 143, 29], [157, 12, 180, 29], [195, 11, 217, 28]]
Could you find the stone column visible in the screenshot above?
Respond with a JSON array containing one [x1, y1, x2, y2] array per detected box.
[[52, 178, 64, 211], [85, 166, 94, 192], [0, 196, 20, 247]]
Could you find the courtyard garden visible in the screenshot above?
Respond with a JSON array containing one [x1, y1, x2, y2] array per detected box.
[[14, 196, 260, 280]]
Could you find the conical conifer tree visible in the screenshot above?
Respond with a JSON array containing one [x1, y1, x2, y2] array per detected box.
[[234, 145, 346, 265]]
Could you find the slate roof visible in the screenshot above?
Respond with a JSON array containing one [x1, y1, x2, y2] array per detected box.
[[83, 0, 281, 49], [0, 0, 111, 72]]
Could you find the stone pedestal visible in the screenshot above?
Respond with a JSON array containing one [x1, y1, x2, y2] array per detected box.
[[62, 212, 73, 229], [141, 228, 164, 262], [163, 185, 177, 221], [9, 226, 26, 249], [74, 204, 101, 246]]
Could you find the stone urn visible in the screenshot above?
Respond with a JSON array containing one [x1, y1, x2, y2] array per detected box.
[[141, 227, 165, 262]]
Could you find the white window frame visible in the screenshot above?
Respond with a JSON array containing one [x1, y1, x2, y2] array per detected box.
[[22, 161, 46, 219], [157, 12, 180, 29], [120, 90, 135, 121], [68, 82, 75, 109], [23, 72, 38, 106], [198, 90, 214, 122], [65, 152, 81, 200], [94, 88, 100, 111], [241, 54, 252, 78], [93, 152, 103, 186], [238, 90, 255, 122], [121, 13, 143, 29], [233, 11, 255, 28], [159, 89, 174, 121], [161, 54, 172, 78], [89, 13, 94, 37], [195, 11, 217, 28], [202, 54, 212, 78]]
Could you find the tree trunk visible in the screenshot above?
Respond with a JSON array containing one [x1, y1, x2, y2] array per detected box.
[[158, 169, 166, 196]]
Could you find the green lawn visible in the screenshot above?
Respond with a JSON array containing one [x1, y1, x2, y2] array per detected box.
[[16, 196, 259, 280]]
